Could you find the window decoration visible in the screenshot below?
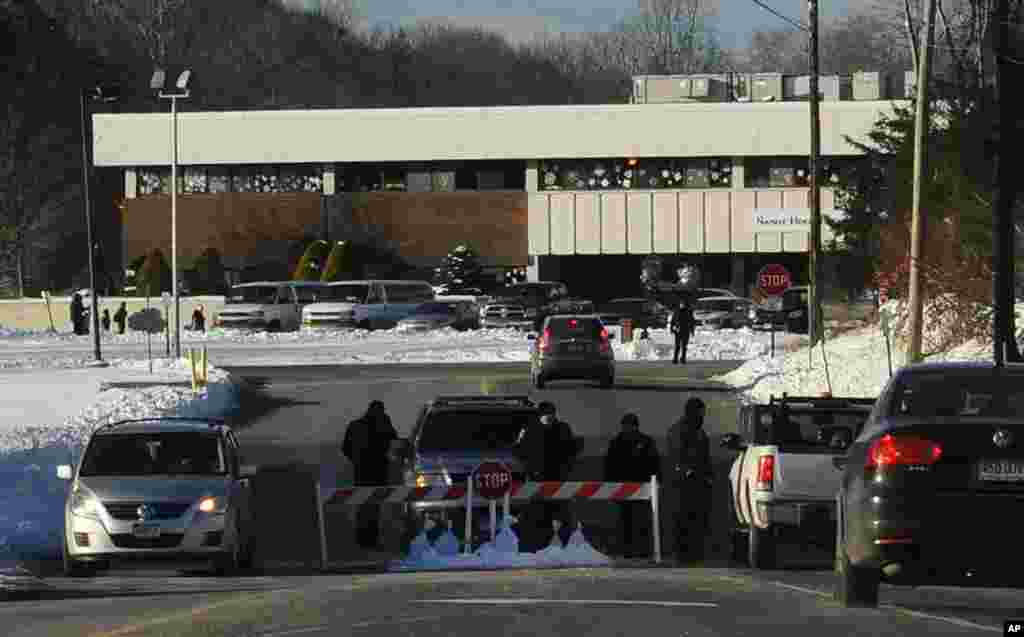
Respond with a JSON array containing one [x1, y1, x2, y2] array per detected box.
[[538, 158, 731, 191]]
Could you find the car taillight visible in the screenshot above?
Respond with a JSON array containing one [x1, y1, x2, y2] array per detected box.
[[866, 433, 942, 468], [599, 327, 610, 352], [539, 328, 552, 352], [755, 455, 774, 491]]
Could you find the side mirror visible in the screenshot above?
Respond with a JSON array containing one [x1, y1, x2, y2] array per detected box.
[[57, 465, 73, 480], [719, 433, 746, 451]]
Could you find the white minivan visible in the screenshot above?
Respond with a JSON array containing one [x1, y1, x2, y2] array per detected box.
[[215, 281, 326, 331], [301, 280, 434, 329]]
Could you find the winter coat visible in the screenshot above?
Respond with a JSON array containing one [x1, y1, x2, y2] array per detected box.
[[515, 418, 581, 481], [603, 431, 662, 484], [342, 413, 398, 486], [670, 306, 695, 336], [667, 416, 712, 486], [113, 306, 127, 332]]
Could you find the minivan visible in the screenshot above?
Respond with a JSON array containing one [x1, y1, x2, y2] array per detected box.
[[214, 281, 325, 331], [301, 280, 435, 329]]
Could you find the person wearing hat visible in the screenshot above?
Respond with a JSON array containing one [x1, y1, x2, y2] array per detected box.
[[667, 397, 713, 564], [342, 400, 398, 549], [515, 401, 582, 548], [604, 413, 662, 557]]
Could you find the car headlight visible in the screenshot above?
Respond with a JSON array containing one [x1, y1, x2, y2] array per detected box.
[[70, 488, 101, 520], [414, 472, 449, 488], [198, 496, 228, 514]]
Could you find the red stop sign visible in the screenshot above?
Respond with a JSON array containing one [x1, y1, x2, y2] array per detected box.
[[757, 264, 792, 297], [473, 461, 513, 499]]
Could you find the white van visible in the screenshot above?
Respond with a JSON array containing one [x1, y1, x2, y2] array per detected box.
[[215, 281, 326, 331], [301, 280, 434, 329]]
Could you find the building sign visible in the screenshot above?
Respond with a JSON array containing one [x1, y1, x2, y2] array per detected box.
[[753, 208, 841, 230]]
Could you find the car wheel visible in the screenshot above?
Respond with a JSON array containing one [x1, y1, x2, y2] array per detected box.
[[748, 524, 777, 570], [214, 517, 242, 576], [267, 320, 282, 332], [358, 319, 372, 331], [729, 529, 749, 565], [237, 524, 255, 570], [599, 374, 613, 389], [533, 374, 546, 389], [834, 504, 879, 607], [63, 538, 94, 578]]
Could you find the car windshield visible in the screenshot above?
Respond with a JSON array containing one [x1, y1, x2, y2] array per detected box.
[[322, 284, 370, 303], [696, 299, 736, 312], [414, 303, 455, 315], [419, 410, 538, 451], [79, 432, 226, 476], [547, 317, 603, 338], [227, 286, 276, 304], [888, 372, 1024, 418]]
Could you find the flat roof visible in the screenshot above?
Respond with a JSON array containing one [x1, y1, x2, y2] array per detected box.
[[93, 101, 905, 167]]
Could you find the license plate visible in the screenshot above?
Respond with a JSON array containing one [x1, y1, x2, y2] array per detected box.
[[977, 459, 1024, 481], [132, 523, 161, 539]]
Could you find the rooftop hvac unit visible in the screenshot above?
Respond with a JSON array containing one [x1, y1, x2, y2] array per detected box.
[[852, 71, 892, 100], [749, 73, 784, 101]]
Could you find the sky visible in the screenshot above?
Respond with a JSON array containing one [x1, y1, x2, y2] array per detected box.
[[347, 0, 854, 48]]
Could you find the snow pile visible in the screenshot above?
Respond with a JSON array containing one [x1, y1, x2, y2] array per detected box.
[[880, 298, 1024, 355], [615, 328, 768, 362], [388, 517, 611, 572]]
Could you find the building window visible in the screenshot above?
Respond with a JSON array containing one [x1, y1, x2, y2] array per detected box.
[[208, 167, 230, 193], [183, 167, 207, 193], [745, 156, 860, 188], [538, 158, 730, 191], [278, 165, 323, 192]]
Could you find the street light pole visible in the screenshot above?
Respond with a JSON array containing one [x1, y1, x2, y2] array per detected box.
[[808, 0, 823, 347], [79, 88, 107, 367]]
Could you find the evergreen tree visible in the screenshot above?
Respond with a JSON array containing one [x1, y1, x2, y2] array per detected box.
[[137, 249, 171, 297], [434, 243, 484, 290], [292, 239, 330, 281]]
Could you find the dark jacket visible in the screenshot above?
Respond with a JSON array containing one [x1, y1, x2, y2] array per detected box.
[[604, 431, 662, 484], [342, 413, 398, 485], [113, 306, 127, 332], [667, 417, 712, 485], [192, 309, 206, 331], [671, 306, 695, 336], [515, 418, 581, 481]]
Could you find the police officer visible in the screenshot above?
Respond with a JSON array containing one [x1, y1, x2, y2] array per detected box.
[[668, 397, 713, 564], [515, 401, 581, 548], [671, 298, 695, 364], [342, 400, 398, 549], [604, 413, 661, 557]]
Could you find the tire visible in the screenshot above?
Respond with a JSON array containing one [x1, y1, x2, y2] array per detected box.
[[267, 320, 282, 332], [214, 518, 242, 576], [533, 373, 546, 389], [729, 529, 748, 565], [834, 504, 879, 607], [237, 525, 255, 571], [358, 320, 372, 331], [748, 524, 777, 570], [63, 538, 94, 578], [599, 374, 613, 389]]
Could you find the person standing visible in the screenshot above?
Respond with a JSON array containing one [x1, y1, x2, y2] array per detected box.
[[70, 293, 85, 335], [515, 401, 582, 548], [670, 298, 696, 364], [113, 302, 128, 335], [603, 413, 662, 558], [667, 397, 713, 564], [101, 309, 111, 332], [192, 305, 206, 332], [341, 400, 398, 549]]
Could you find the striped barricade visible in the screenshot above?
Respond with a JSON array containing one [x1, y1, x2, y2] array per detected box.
[[315, 476, 661, 567]]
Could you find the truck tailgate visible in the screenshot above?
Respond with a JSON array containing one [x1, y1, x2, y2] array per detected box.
[[775, 452, 843, 500]]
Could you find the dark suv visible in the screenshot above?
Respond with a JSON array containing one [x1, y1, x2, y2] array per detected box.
[[480, 282, 591, 329], [529, 315, 615, 389], [393, 395, 539, 543]]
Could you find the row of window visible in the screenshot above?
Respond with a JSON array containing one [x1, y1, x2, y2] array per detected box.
[[135, 157, 864, 195]]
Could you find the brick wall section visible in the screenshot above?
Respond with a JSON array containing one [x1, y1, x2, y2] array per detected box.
[[123, 191, 528, 268]]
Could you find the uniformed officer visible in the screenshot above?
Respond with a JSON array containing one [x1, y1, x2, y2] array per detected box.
[[604, 413, 662, 557], [671, 298, 696, 364], [668, 397, 713, 564], [342, 400, 398, 549]]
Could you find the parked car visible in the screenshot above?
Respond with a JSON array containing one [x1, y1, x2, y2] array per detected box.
[[595, 297, 668, 329], [214, 281, 324, 331], [835, 362, 1024, 607], [396, 301, 478, 331], [57, 418, 254, 577], [782, 286, 809, 333], [529, 314, 615, 389], [692, 296, 756, 329], [753, 296, 785, 330], [721, 395, 875, 569], [696, 287, 738, 299], [300, 280, 434, 329], [479, 282, 570, 330]]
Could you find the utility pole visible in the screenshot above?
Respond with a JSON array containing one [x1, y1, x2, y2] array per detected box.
[[993, 0, 1018, 365], [906, 0, 937, 364], [808, 0, 823, 347]]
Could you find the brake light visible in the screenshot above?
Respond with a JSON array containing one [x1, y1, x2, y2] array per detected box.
[[755, 455, 774, 490], [599, 327, 610, 353], [539, 327, 552, 352], [568, 319, 578, 328], [866, 434, 942, 468]]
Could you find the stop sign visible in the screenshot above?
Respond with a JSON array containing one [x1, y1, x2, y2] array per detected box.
[[757, 264, 792, 297], [473, 461, 513, 499]]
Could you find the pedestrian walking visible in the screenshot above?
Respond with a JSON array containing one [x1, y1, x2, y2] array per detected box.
[[101, 309, 111, 332], [667, 397, 713, 564], [670, 298, 696, 364], [113, 302, 128, 335], [514, 401, 582, 548], [603, 413, 661, 557], [341, 400, 398, 549], [191, 305, 206, 332], [70, 293, 85, 335]]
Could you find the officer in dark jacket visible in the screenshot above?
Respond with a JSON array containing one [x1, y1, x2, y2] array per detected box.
[[342, 400, 398, 549], [515, 401, 581, 547], [70, 293, 85, 335], [604, 413, 662, 557], [670, 298, 696, 364], [113, 302, 128, 334], [667, 397, 713, 564]]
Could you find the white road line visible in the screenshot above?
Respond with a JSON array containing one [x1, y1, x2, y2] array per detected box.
[[351, 615, 445, 629], [413, 599, 718, 608], [770, 581, 1002, 633], [259, 626, 329, 637]]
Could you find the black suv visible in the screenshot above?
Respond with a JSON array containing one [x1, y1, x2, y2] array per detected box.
[[393, 395, 539, 543], [480, 282, 591, 330]]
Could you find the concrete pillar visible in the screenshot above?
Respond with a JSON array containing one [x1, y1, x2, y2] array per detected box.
[[124, 168, 137, 199], [730, 157, 745, 189], [527, 256, 539, 282], [322, 164, 336, 195], [526, 160, 539, 193]]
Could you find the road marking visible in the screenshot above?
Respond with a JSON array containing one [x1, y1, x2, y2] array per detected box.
[[413, 599, 718, 608], [351, 615, 445, 629], [259, 626, 329, 637], [86, 592, 275, 637], [770, 581, 1001, 633]]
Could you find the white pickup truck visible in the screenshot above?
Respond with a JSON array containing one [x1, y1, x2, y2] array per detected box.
[[721, 394, 875, 569]]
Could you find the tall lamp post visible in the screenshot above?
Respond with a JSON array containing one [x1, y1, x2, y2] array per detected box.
[[80, 86, 118, 367], [151, 69, 191, 359]]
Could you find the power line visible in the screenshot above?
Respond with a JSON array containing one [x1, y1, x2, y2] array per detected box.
[[749, 0, 808, 32]]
